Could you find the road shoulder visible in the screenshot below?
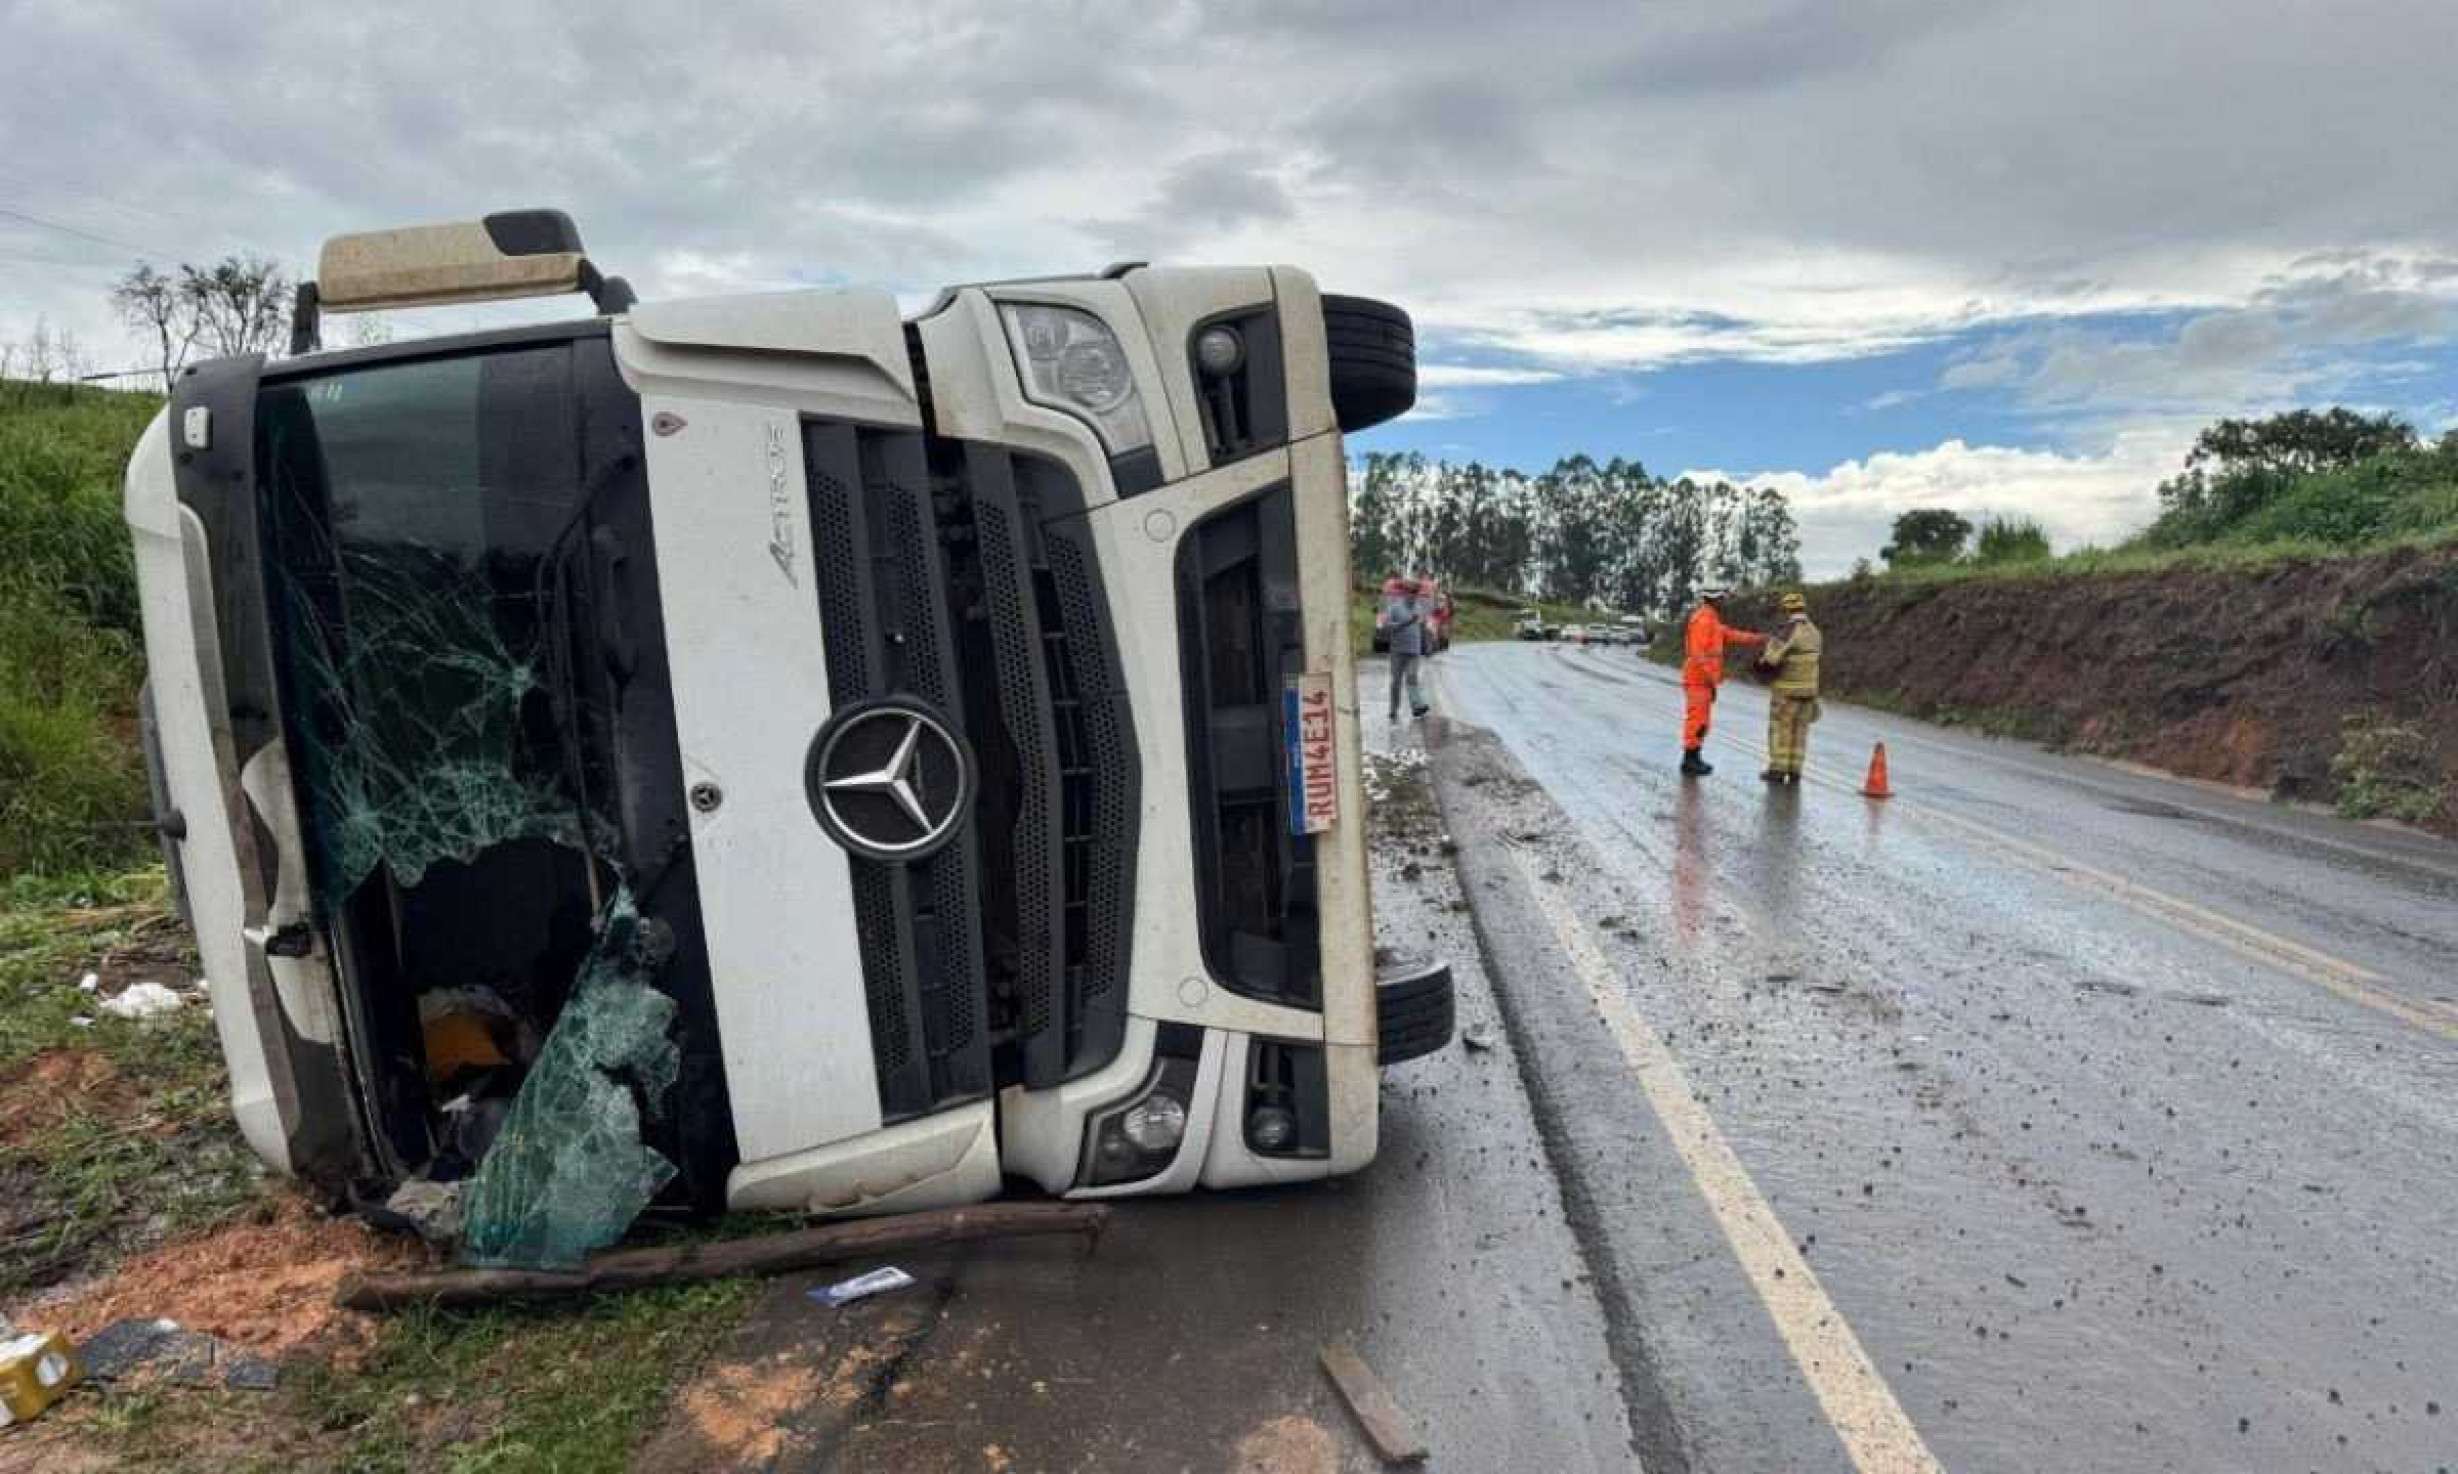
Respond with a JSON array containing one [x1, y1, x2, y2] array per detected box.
[[638, 694, 1636, 1473]]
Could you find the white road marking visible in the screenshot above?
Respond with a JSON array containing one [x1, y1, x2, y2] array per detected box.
[[1507, 841, 1946, 1474]]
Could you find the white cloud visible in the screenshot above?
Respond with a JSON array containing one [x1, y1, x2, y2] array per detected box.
[[1688, 426, 2194, 578], [1415, 364, 1565, 388], [1401, 392, 1475, 421], [1940, 253, 2458, 415], [6, 0, 2457, 398]]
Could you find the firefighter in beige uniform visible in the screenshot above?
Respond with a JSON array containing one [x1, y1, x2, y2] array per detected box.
[[1758, 592, 1821, 783]]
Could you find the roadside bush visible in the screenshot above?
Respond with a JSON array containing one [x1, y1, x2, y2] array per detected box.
[[1972, 516, 2051, 565], [2140, 439, 2458, 553], [0, 381, 159, 876], [2328, 712, 2447, 825]]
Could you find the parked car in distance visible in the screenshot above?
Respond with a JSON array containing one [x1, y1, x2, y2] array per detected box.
[[1513, 608, 1555, 641]]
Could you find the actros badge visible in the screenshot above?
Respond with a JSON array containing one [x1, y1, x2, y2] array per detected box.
[[804, 699, 974, 861]]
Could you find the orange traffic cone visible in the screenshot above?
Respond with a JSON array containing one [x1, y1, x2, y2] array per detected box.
[[1860, 742, 1893, 798]]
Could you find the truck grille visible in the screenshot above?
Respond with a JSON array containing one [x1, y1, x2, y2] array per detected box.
[[803, 421, 991, 1121], [1174, 484, 1320, 1008], [955, 447, 1139, 1089]]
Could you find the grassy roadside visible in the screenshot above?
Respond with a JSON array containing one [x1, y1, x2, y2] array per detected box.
[[0, 868, 258, 1296], [1836, 521, 2458, 592], [0, 873, 756, 1473], [0, 381, 158, 879], [23, 1276, 759, 1474]]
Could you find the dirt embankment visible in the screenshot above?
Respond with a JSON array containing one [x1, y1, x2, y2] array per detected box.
[[1727, 547, 2458, 831]]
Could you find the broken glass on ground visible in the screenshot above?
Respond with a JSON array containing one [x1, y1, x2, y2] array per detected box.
[[459, 891, 681, 1270]]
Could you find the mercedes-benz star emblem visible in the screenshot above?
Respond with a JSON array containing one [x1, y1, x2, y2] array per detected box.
[[804, 699, 974, 861]]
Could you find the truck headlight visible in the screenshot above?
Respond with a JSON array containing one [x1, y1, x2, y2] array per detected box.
[[1000, 302, 1154, 456], [1120, 1093, 1187, 1152], [1081, 1055, 1198, 1187]]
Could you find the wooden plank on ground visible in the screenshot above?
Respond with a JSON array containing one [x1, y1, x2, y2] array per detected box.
[[335, 1202, 1108, 1310], [1319, 1339, 1428, 1465]]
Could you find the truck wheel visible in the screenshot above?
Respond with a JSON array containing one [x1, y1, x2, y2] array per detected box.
[[1322, 295, 1416, 432], [1376, 955, 1454, 1066]]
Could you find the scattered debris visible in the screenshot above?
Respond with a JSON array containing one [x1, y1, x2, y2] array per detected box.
[[371, 1179, 465, 1247], [338, 1202, 1108, 1310], [36, 1196, 421, 1365], [96, 981, 184, 1020], [1233, 1414, 1340, 1473], [75, 1317, 277, 1391], [1319, 1340, 1427, 1465], [809, 1266, 916, 1308], [0, 1327, 81, 1426]]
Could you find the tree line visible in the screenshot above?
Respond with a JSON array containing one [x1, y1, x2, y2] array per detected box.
[[1349, 452, 1802, 616], [0, 255, 298, 400]]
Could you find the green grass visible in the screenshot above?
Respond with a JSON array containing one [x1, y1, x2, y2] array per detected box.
[[55, 1277, 757, 1474], [2329, 712, 2450, 825], [0, 379, 161, 878], [2, 864, 758, 1471], [0, 866, 265, 1294], [1841, 524, 2458, 593], [289, 1279, 759, 1474], [1840, 441, 2458, 594]]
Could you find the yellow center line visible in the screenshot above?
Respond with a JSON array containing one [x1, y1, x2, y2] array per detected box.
[[1509, 843, 1947, 1474]]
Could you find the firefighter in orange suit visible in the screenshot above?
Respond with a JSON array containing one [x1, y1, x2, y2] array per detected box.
[[1680, 587, 1764, 776]]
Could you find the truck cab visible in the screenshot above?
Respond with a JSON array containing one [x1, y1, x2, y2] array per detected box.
[[126, 210, 1450, 1233]]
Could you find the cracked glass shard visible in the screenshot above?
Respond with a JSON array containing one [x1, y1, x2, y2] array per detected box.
[[459, 889, 680, 1269]]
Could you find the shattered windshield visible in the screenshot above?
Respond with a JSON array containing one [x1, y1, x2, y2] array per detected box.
[[258, 348, 603, 902], [254, 341, 682, 1266]]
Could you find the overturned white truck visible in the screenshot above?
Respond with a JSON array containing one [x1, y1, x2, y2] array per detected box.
[[127, 211, 1450, 1253]]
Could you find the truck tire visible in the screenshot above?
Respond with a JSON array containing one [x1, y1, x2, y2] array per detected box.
[[1322, 294, 1416, 432], [1376, 956, 1454, 1066]]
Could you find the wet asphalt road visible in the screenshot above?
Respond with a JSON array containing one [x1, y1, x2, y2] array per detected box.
[[1421, 639, 2458, 1474], [645, 643, 2456, 1473], [643, 682, 1636, 1473]]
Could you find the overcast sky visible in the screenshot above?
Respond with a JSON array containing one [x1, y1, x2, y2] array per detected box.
[[6, 0, 2456, 573]]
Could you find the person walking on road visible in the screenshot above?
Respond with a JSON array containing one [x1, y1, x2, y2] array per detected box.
[[1382, 574, 1433, 722], [1757, 591, 1822, 784], [1680, 586, 1765, 775]]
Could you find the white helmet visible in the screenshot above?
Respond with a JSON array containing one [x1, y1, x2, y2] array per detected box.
[[1699, 586, 1729, 602]]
